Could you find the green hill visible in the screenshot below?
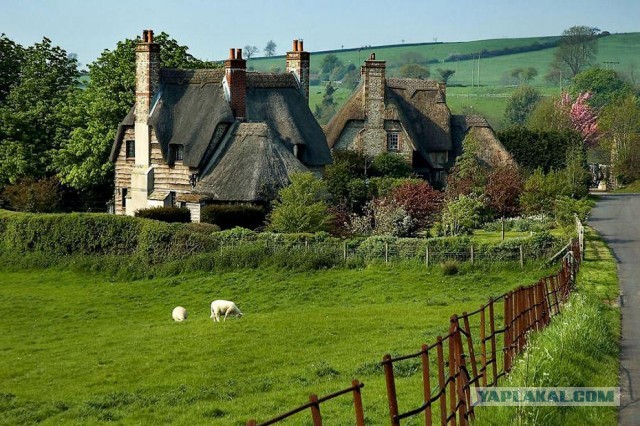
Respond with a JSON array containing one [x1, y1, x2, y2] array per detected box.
[[249, 33, 640, 129]]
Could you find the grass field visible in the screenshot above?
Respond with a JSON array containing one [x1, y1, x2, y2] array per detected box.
[[300, 32, 640, 128], [0, 261, 557, 425]]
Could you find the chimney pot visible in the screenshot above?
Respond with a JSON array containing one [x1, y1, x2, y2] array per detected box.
[[370, 53, 375, 60], [229, 48, 235, 59], [293, 39, 298, 51], [299, 40, 304, 51], [142, 30, 148, 42], [236, 48, 243, 60], [148, 30, 154, 43]]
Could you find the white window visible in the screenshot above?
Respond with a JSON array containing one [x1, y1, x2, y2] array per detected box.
[[387, 132, 400, 151]]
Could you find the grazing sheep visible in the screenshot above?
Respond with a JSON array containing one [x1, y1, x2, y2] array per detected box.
[[172, 306, 188, 322], [210, 300, 243, 322]]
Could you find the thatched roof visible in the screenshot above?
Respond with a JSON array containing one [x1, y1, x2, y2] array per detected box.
[[450, 115, 515, 167], [110, 68, 332, 203], [194, 123, 308, 202], [324, 77, 452, 156]]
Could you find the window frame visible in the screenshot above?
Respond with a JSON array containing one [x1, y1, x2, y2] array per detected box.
[[387, 132, 400, 152], [125, 140, 135, 159]]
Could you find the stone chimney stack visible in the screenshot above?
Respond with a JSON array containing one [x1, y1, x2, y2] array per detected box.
[[135, 29, 160, 125], [361, 53, 386, 152], [286, 39, 310, 100], [225, 48, 247, 120]]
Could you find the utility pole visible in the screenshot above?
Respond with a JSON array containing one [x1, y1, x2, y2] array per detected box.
[[477, 53, 481, 87]]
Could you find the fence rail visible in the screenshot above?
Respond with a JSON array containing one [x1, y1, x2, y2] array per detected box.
[[245, 236, 582, 425]]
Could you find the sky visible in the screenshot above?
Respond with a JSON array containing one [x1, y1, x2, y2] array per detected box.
[[1, 0, 639, 67]]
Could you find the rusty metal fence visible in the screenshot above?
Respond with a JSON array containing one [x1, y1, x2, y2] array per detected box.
[[247, 239, 581, 426]]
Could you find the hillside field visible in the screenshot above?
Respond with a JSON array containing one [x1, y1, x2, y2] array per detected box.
[[0, 263, 555, 425]]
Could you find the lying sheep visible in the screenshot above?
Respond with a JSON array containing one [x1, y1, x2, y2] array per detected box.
[[172, 306, 188, 322], [210, 300, 243, 322]]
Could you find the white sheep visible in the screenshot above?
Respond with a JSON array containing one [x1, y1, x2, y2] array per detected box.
[[210, 300, 243, 322], [172, 306, 188, 322]]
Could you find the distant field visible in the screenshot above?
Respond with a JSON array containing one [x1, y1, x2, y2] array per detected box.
[[296, 33, 640, 128], [0, 263, 554, 425]]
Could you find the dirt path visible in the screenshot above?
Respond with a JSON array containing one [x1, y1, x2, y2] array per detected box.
[[590, 194, 640, 425]]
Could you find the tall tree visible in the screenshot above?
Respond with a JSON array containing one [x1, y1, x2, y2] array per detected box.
[[243, 45, 258, 59], [552, 26, 599, 77], [264, 40, 277, 57], [436, 68, 455, 84], [398, 63, 430, 79], [504, 85, 541, 126], [0, 37, 78, 185], [570, 68, 634, 109], [0, 34, 24, 104]]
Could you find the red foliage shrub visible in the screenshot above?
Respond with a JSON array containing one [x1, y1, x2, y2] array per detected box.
[[389, 180, 444, 230]]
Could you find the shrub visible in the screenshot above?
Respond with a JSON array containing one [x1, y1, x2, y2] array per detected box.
[[441, 260, 459, 275], [200, 204, 266, 230], [371, 153, 412, 178], [389, 180, 444, 231], [135, 207, 191, 223], [1, 177, 62, 212], [441, 195, 484, 236]]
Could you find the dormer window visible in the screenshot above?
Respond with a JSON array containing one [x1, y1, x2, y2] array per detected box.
[[387, 132, 400, 152], [171, 144, 184, 162], [125, 140, 135, 158]]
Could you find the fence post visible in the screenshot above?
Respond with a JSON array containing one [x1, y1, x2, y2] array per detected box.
[[309, 394, 322, 426], [343, 241, 347, 262], [504, 292, 512, 372], [426, 245, 430, 269], [470, 245, 474, 264], [448, 318, 458, 426], [383, 354, 400, 426], [519, 245, 524, 269], [488, 298, 498, 385], [246, 421, 257, 426], [352, 380, 365, 426], [421, 344, 432, 425], [480, 305, 488, 387], [436, 336, 447, 426], [385, 242, 389, 264]]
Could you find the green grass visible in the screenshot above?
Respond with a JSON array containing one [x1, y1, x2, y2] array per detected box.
[[612, 179, 640, 193], [296, 33, 640, 128], [474, 228, 620, 425], [0, 261, 556, 425]]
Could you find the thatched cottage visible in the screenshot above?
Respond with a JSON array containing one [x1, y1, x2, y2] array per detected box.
[[324, 53, 512, 187], [110, 31, 331, 220]]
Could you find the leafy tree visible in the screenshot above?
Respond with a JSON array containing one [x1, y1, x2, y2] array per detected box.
[[504, 85, 541, 126], [268, 172, 331, 233], [371, 153, 412, 178], [485, 162, 523, 219], [570, 68, 634, 109], [436, 68, 455, 84], [552, 26, 599, 77], [563, 142, 591, 198], [445, 133, 488, 199], [0, 34, 24, 104], [527, 96, 573, 132], [243, 45, 258, 59], [389, 180, 443, 231], [314, 82, 337, 124], [264, 40, 277, 57], [398, 63, 430, 79], [441, 195, 484, 236], [497, 127, 582, 172], [1, 176, 61, 212], [520, 168, 569, 217], [599, 95, 640, 184], [0, 37, 78, 185], [508, 67, 538, 85]]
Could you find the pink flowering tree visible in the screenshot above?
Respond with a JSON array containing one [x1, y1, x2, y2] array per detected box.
[[559, 92, 599, 147]]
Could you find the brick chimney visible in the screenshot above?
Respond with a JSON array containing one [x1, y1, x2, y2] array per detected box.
[[286, 39, 310, 100], [135, 29, 160, 125], [361, 53, 386, 133], [225, 48, 247, 120]]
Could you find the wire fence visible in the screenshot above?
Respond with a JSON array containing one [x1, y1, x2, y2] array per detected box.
[[245, 236, 582, 425]]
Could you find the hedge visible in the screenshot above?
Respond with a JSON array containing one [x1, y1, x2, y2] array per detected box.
[[135, 206, 191, 223], [0, 211, 562, 269], [200, 204, 266, 230]]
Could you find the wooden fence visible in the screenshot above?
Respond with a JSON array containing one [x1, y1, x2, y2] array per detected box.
[[246, 239, 581, 425]]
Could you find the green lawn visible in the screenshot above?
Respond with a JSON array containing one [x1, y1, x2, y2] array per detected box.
[[0, 262, 555, 425]]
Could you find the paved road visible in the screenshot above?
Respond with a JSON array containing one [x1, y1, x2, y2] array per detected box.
[[590, 194, 640, 425]]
